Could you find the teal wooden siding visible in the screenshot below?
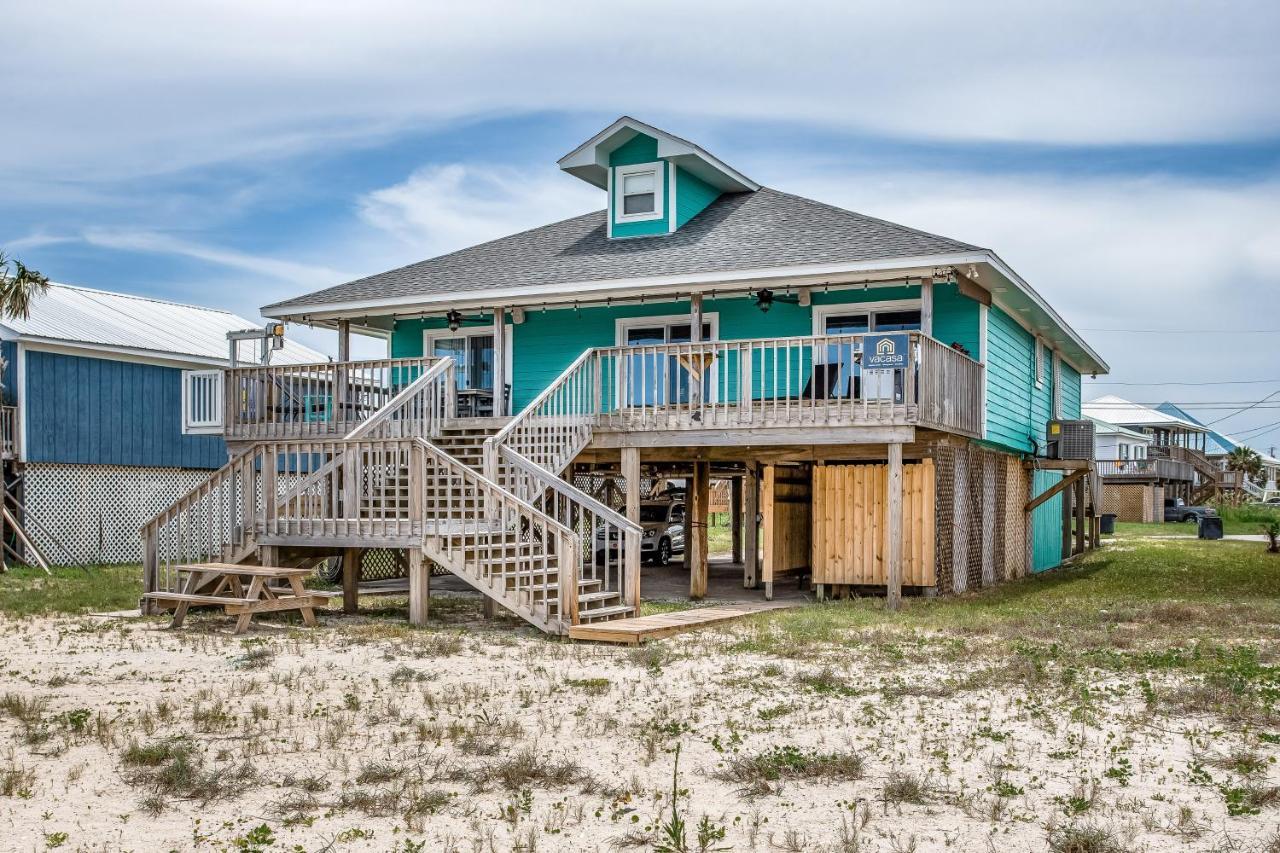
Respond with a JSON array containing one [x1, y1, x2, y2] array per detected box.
[[388, 284, 983, 413], [1031, 469, 1064, 572], [1060, 360, 1082, 419], [609, 133, 671, 238], [674, 167, 721, 228], [982, 305, 1076, 455], [23, 350, 226, 469], [931, 284, 980, 358]]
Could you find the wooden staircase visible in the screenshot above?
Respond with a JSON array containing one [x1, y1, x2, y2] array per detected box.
[[141, 359, 640, 635]]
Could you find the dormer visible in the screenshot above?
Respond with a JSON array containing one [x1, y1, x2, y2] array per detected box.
[[558, 116, 759, 239]]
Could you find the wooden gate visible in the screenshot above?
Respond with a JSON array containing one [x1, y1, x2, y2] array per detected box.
[[811, 459, 936, 587]]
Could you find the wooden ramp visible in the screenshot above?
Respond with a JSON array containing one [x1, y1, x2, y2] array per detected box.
[[568, 601, 798, 644]]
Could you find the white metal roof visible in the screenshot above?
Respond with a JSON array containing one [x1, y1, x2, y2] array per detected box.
[[1082, 395, 1207, 431], [1085, 414, 1152, 441], [0, 283, 327, 366]]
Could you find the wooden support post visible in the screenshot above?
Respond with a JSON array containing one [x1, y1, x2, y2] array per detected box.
[[689, 293, 704, 410], [336, 319, 350, 428], [744, 464, 759, 588], [1061, 474, 1074, 559], [730, 475, 743, 565], [1074, 476, 1086, 556], [690, 460, 710, 599], [886, 443, 904, 611], [920, 280, 934, 337], [492, 307, 507, 417], [761, 464, 775, 600], [342, 547, 360, 614], [408, 549, 429, 625], [621, 446, 641, 609]]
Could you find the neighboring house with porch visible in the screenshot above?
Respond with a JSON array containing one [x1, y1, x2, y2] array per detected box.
[[0, 283, 325, 564], [1082, 394, 1237, 517], [1156, 401, 1278, 500], [142, 116, 1108, 636]]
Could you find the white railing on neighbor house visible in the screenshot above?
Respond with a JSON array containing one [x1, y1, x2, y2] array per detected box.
[[1095, 458, 1195, 482], [224, 356, 438, 440], [0, 404, 18, 458]]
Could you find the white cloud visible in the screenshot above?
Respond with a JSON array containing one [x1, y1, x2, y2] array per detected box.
[[79, 228, 353, 288], [356, 164, 599, 257], [773, 167, 1280, 443], [2, 1, 1277, 181]]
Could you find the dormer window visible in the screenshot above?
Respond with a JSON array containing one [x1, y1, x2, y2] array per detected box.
[[614, 162, 664, 222]]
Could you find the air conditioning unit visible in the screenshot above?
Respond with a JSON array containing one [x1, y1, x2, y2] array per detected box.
[[1046, 419, 1095, 460]]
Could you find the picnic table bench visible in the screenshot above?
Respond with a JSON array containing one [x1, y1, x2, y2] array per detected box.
[[143, 563, 329, 635]]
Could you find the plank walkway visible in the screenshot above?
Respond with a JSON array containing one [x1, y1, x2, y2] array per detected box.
[[568, 600, 798, 644]]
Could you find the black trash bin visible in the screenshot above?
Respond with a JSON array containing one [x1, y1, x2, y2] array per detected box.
[[1100, 513, 1117, 535], [1198, 515, 1223, 540]]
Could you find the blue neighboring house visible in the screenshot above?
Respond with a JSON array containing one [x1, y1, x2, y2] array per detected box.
[[1157, 402, 1280, 495], [0, 283, 326, 564]]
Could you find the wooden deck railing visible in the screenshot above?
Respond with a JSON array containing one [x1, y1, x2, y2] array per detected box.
[[224, 357, 438, 440], [1095, 458, 1195, 482], [588, 330, 983, 436], [0, 405, 17, 458]]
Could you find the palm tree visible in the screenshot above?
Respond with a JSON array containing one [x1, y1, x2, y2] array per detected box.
[[1226, 446, 1265, 486], [0, 251, 50, 320]]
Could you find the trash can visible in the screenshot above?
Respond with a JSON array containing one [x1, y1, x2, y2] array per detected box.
[[1100, 514, 1117, 535], [1198, 516, 1223, 540]]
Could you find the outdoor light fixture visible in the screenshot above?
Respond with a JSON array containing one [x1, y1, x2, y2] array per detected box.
[[755, 288, 774, 313], [446, 310, 462, 332]]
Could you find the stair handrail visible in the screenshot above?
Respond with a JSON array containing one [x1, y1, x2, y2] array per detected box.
[[484, 347, 597, 485], [484, 347, 643, 614], [407, 437, 583, 629], [345, 357, 455, 440]]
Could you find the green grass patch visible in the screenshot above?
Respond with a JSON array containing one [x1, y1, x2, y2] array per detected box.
[[0, 564, 141, 617], [729, 538, 1280, 658]]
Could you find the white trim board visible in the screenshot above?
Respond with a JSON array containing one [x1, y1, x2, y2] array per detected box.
[[614, 312, 721, 345], [811, 299, 923, 336]]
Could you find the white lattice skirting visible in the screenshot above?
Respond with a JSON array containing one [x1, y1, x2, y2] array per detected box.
[[21, 463, 217, 565]]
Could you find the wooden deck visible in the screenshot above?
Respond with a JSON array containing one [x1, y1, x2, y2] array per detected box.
[[567, 600, 797, 644]]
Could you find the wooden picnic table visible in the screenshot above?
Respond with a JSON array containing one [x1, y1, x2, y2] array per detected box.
[[143, 563, 329, 635]]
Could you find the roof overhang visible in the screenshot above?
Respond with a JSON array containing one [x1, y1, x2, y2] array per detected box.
[[263, 249, 1108, 376], [558, 116, 759, 193]]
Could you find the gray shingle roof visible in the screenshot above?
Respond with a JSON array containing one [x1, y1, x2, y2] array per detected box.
[[264, 188, 984, 313]]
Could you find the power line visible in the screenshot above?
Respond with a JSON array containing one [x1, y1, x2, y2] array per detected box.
[[1080, 327, 1280, 334], [1085, 378, 1280, 387], [1205, 390, 1280, 426]]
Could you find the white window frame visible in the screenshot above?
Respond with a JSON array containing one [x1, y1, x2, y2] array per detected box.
[[422, 324, 514, 389], [810, 299, 923, 336], [1034, 338, 1045, 388], [181, 369, 224, 435], [614, 312, 721, 405], [614, 162, 665, 223]]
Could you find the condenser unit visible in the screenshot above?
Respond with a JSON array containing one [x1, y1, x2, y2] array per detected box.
[[1046, 419, 1095, 460]]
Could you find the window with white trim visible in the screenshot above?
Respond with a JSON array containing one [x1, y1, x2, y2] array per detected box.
[[181, 369, 224, 435], [1034, 338, 1045, 388], [614, 162, 664, 222]]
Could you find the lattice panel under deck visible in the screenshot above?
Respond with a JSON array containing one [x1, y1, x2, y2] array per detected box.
[[21, 463, 218, 565]]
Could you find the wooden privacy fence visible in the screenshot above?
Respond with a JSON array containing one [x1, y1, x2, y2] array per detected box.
[[811, 459, 936, 587]]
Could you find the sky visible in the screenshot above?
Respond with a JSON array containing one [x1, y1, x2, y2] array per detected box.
[[3, 1, 1280, 451]]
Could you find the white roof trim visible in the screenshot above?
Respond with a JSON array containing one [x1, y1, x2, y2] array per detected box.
[[558, 116, 759, 193], [264, 248, 1106, 375]]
